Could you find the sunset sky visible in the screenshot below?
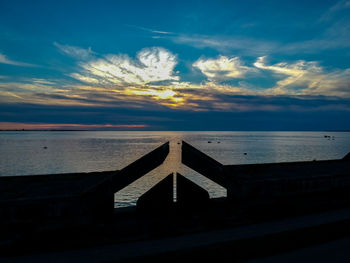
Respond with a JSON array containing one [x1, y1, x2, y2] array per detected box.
[[0, 0, 350, 130]]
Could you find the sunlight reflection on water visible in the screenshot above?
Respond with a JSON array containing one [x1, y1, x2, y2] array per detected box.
[[1, 131, 350, 207]]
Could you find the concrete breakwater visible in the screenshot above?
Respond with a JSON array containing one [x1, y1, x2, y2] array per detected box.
[[182, 141, 350, 206], [1, 141, 350, 261]]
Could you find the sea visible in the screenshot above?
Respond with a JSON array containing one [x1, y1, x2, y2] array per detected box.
[[1, 131, 350, 207]]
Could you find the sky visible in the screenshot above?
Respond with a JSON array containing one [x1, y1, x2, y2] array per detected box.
[[0, 0, 350, 130]]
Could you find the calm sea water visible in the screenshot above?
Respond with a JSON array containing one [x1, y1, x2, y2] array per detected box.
[[1, 131, 350, 207]]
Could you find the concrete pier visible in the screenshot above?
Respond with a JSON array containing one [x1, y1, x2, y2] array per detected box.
[[1, 140, 350, 262], [182, 141, 350, 203], [0, 142, 170, 243]]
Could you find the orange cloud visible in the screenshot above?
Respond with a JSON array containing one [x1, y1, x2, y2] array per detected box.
[[0, 122, 147, 130]]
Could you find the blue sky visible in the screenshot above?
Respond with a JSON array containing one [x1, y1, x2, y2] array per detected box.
[[0, 0, 349, 130]]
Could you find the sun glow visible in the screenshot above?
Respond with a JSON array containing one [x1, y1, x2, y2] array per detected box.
[[125, 88, 184, 106]]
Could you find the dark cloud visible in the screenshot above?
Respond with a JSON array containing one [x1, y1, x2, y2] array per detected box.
[[1, 94, 349, 131]]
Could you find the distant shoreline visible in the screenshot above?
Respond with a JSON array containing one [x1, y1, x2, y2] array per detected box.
[[1, 130, 350, 132]]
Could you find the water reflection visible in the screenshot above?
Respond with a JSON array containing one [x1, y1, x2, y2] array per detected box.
[[1, 131, 350, 207]]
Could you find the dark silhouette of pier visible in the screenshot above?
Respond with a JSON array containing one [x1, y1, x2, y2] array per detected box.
[[1, 141, 350, 262]]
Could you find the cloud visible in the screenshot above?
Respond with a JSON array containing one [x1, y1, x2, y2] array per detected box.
[[193, 56, 254, 81], [0, 78, 185, 109], [0, 122, 147, 130], [1, 102, 350, 131], [330, 0, 350, 12], [54, 42, 96, 60], [170, 34, 278, 55], [1, 76, 350, 114], [2, 44, 350, 112], [278, 20, 350, 54], [320, 0, 350, 21], [71, 47, 179, 86], [163, 12, 350, 56], [253, 56, 316, 76], [281, 2, 350, 54], [125, 24, 173, 35], [254, 56, 350, 97], [0, 53, 35, 67], [171, 32, 350, 56]]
